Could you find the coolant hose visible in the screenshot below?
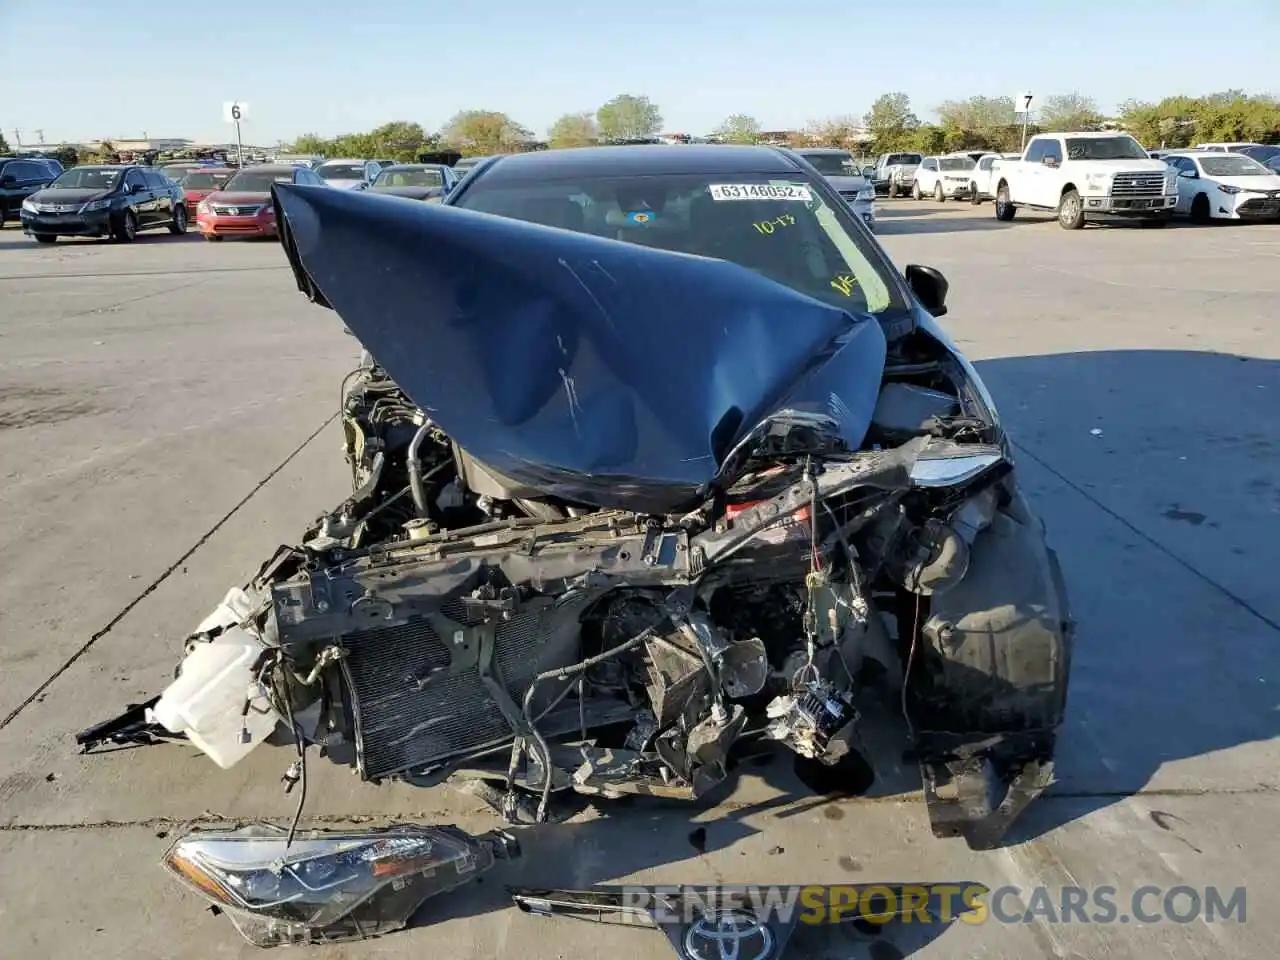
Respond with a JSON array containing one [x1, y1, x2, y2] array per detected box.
[[408, 422, 432, 519]]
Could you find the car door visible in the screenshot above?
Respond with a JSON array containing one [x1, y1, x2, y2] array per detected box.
[[122, 169, 155, 225], [146, 170, 175, 221], [975, 155, 995, 194], [917, 158, 937, 192], [1022, 138, 1049, 206], [2, 160, 47, 217], [1167, 157, 1195, 214]]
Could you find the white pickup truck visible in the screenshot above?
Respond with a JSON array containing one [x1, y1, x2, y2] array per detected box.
[[990, 132, 1179, 229]]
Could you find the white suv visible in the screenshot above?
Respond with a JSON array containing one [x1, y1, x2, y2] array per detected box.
[[912, 155, 976, 201]]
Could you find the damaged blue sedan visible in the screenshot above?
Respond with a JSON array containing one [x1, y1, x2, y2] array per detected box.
[[80, 145, 1073, 949]]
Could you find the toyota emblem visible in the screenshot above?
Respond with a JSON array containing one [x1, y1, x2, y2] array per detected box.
[[682, 909, 775, 960], [227, 207, 239, 216]]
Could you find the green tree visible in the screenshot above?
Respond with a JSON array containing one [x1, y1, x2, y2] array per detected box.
[[290, 132, 333, 155], [863, 93, 920, 153], [596, 94, 663, 141], [714, 114, 762, 144], [936, 96, 1017, 150], [1038, 93, 1105, 132], [440, 110, 533, 155], [0, 130, 9, 153], [803, 116, 864, 149], [547, 112, 598, 148]]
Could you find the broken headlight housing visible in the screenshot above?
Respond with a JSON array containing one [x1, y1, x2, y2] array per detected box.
[[163, 823, 517, 947]]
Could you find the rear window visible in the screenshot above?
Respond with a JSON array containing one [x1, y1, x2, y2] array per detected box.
[[799, 152, 856, 176], [182, 171, 234, 190], [454, 173, 896, 315], [316, 163, 366, 180], [886, 154, 922, 165], [222, 170, 294, 192], [938, 157, 975, 172]]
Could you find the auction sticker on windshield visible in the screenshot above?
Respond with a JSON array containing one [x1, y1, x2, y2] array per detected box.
[[709, 183, 813, 201]]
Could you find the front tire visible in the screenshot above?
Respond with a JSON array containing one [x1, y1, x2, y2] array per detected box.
[[970, 182, 981, 205], [204, 234, 223, 242], [169, 205, 187, 234], [934, 181, 945, 202], [1057, 189, 1085, 230], [912, 180, 923, 201], [34, 234, 57, 244], [994, 182, 1016, 221], [113, 210, 138, 243], [1190, 193, 1211, 224]]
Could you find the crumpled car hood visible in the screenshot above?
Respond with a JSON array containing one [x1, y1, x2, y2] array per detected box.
[[273, 183, 887, 514]]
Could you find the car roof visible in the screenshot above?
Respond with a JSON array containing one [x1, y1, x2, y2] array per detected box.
[[1036, 131, 1132, 138], [475, 144, 803, 183], [316, 157, 368, 164], [380, 163, 444, 169], [233, 164, 297, 174], [794, 147, 850, 155]]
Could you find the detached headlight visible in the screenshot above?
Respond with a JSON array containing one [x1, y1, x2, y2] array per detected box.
[[21, 198, 39, 213], [80, 199, 111, 212], [1217, 184, 1241, 195], [164, 823, 518, 947]]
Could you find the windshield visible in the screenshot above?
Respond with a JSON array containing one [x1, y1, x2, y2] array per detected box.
[[1242, 145, 1280, 164], [1065, 136, 1149, 160], [800, 152, 856, 176], [50, 167, 121, 191], [1199, 155, 1271, 177], [938, 157, 975, 172], [886, 154, 922, 166], [317, 163, 366, 181], [182, 171, 234, 190], [374, 167, 444, 187], [222, 170, 293, 192], [454, 173, 897, 315]]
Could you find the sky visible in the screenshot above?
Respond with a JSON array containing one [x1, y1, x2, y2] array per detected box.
[[2, 0, 1278, 147]]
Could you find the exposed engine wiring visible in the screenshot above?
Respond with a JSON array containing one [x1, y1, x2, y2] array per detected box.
[[279, 667, 308, 848], [901, 593, 921, 740], [509, 624, 661, 823]]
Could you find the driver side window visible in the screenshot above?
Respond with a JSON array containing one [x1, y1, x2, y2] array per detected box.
[[124, 169, 147, 191], [1043, 140, 1064, 164]]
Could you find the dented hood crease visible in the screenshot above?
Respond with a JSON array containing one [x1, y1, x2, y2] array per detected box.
[[273, 183, 888, 514]]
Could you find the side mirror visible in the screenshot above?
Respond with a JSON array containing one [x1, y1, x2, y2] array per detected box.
[[862, 166, 876, 178], [1178, 169, 1197, 179], [130, 182, 146, 193], [0, 174, 16, 187], [1041, 156, 1059, 167], [905, 264, 949, 318]]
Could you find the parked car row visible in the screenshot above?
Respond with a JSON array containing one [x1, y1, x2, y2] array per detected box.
[[883, 132, 1280, 229], [11, 155, 470, 244]]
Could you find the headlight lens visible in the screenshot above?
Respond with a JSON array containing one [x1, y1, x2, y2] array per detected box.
[[197, 200, 212, 215], [80, 199, 111, 212], [21, 198, 38, 213], [1218, 184, 1241, 195], [856, 185, 875, 201], [910, 444, 1006, 488], [164, 824, 517, 947], [1084, 172, 1112, 189]]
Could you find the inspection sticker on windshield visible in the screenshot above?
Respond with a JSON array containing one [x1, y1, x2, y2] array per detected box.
[[709, 183, 812, 202]]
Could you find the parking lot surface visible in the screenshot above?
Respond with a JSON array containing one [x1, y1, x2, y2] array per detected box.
[[1, 203, 1278, 959]]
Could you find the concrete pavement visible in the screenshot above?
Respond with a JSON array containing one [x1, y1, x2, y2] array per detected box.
[[0, 203, 1277, 959]]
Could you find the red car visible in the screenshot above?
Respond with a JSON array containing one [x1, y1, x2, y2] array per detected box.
[[196, 164, 326, 241], [178, 168, 234, 218]]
